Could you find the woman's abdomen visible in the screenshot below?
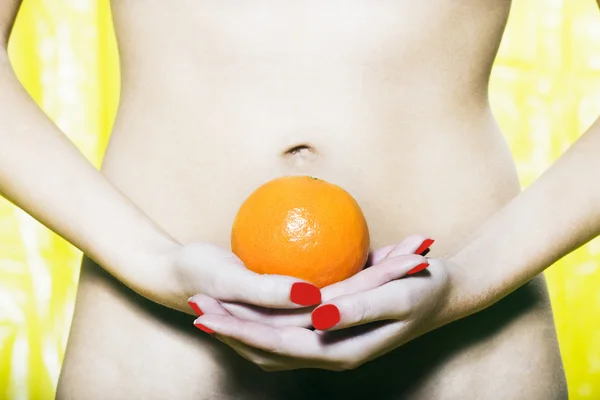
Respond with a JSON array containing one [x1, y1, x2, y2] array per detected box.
[[101, 64, 521, 252]]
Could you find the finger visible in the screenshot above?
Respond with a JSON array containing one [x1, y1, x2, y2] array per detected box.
[[385, 234, 434, 258], [193, 314, 323, 359], [367, 245, 396, 266], [220, 301, 314, 328], [322, 254, 428, 301], [218, 336, 298, 371], [313, 277, 433, 331], [219, 334, 277, 366], [368, 235, 432, 265], [320, 319, 409, 369], [188, 294, 230, 316], [189, 290, 314, 328], [211, 269, 322, 309]]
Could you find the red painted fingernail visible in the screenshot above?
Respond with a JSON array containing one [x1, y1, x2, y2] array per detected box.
[[194, 323, 215, 335], [407, 262, 430, 275], [188, 301, 204, 316], [312, 304, 341, 330], [290, 282, 322, 306], [415, 238, 435, 255]]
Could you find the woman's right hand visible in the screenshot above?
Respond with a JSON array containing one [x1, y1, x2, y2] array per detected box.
[[157, 242, 323, 315]]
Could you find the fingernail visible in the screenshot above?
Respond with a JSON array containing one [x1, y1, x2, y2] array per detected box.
[[312, 304, 341, 330], [415, 238, 435, 255], [194, 323, 215, 335], [187, 301, 204, 316], [407, 262, 430, 275], [420, 248, 431, 257], [290, 282, 322, 306]]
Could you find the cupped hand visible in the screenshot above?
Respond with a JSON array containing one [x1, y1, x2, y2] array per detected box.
[[160, 242, 322, 314], [188, 235, 433, 327], [189, 235, 453, 371]]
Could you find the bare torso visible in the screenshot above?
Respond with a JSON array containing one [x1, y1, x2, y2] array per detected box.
[[57, 1, 566, 398]]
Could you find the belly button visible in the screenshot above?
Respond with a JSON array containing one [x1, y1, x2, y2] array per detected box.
[[282, 144, 319, 167]]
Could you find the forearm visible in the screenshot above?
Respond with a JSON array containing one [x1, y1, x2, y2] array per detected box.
[[445, 118, 600, 321], [0, 50, 181, 304]]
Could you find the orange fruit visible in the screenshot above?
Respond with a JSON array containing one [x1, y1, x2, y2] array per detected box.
[[231, 176, 370, 288]]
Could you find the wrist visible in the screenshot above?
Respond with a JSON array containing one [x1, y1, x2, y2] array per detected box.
[[114, 230, 186, 311], [433, 255, 479, 327]]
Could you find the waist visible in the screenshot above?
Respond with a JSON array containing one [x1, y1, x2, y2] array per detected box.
[[101, 102, 519, 252]]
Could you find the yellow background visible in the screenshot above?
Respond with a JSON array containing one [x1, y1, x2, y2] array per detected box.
[[1, 0, 600, 398]]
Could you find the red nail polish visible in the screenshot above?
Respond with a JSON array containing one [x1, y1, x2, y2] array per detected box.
[[312, 304, 341, 330], [415, 239, 435, 255], [194, 323, 215, 335], [290, 282, 322, 306], [407, 262, 430, 275], [188, 301, 204, 316]]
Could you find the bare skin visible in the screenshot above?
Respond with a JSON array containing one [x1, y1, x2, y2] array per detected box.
[[62, 1, 562, 399], [5, 0, 598, 398]]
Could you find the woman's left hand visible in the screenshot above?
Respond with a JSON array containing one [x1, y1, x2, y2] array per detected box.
[[189, 237, 453, 371]]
